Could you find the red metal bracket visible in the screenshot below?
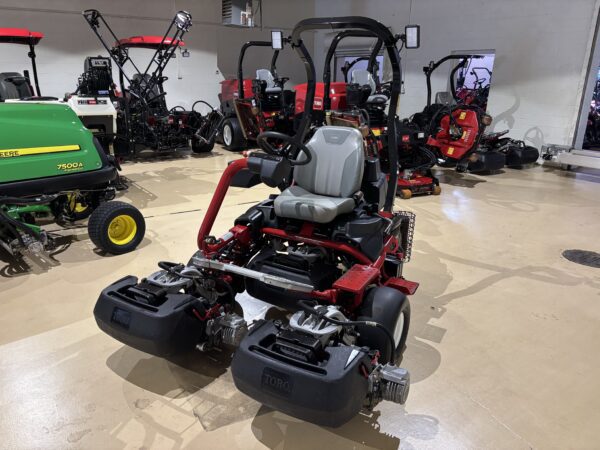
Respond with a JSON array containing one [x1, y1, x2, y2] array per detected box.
[[333, 265, 380, 294], [385, 277, 419, 295]]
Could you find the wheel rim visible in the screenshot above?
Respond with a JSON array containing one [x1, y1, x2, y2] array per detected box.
[[393, 312, 405, 349], [223, 123, 233, 146], [107, 214, 137, 245]]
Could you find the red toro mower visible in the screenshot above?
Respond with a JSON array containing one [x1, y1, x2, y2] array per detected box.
[[94, 16, 417, 427], [82, 10, 222, 156], [219, 39, 295, 150], [393, 55, 503, 198]]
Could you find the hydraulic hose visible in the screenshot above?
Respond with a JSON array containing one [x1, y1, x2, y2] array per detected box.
[[297, 299, 396, 363]]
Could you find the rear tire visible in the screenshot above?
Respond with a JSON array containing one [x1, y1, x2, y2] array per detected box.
[[88, 201, 145, 255], [356, 286, 411, 365], [222, 118, 246, 151]]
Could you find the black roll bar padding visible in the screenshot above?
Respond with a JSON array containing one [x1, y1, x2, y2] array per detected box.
[[237, 41, 276, 99], [424, 54, 483, 107], [291, 16, 401, 211], [322, 30, 382, 110], [27, 42, 41, 96]]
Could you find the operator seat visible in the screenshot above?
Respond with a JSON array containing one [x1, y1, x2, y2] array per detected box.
[[0, 72, 34, 101], [274, 126, 364, 224], [351, 69, 387, 104], [256, 69, 284, 93]]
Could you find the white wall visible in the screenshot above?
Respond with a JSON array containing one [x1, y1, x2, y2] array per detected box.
[[0, 0, 314, 110], [315, 0, 600, 148], [4, 0, 596, 148]]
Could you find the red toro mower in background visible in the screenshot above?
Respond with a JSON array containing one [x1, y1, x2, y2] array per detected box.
[[395, 54, 503, 198], [82, 9, 222, 157], [315, 28, 441, 200], [94, 17, 418, 427], [219, 40, 295, 150]]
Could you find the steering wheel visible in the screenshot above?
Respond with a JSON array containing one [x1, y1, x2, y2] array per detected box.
[[256, 131, 313, 166]]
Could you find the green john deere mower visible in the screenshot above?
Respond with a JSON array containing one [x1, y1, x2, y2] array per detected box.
[[0, 102, 145, 258]]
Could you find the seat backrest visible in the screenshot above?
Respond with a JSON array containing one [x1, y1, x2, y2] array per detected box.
[[294, 126, 364, 198], [0, 72, 33, 100], [256, 69, 276, 90], [435, 91, 455, 105], [351, 69, 376, 95]]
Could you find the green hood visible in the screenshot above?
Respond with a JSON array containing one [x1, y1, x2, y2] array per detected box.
[[0, 102, 103, 183]]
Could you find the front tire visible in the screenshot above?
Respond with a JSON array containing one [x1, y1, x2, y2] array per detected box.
[[88, 201, 145, 255], [222, 117, 246, 151], [356, 286, 411, 365]]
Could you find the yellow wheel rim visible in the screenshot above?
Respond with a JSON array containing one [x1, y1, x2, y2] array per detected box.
[[67, 193, 89, 213], [108, 214, 137, 245]]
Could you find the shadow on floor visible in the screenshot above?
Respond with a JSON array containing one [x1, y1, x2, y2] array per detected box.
[[0, 235, 72, 277], [434, 169, 488, 189], [250, 406, 439, 450]]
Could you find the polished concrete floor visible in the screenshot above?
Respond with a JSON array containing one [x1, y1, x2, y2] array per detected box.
[[1, 147, 599, 449]]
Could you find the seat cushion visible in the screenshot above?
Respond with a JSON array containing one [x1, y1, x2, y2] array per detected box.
[[367, 94, 388, 104], [265, 86, 283, 93], [274, 185, 355, 223]]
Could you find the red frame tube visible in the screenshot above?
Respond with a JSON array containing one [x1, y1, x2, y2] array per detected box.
[[197, 158, 248, 250]]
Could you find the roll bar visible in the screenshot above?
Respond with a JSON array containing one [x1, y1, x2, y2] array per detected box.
[[424, 54, 483, 107], [290, 17, 402, 212], [236, 41, 281, 99], [0, 29, 44, 96], [28, 41, 41, 97], [322, 30, 383, 110]]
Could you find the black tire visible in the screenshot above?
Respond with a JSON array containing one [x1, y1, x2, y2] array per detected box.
[[222, 117, 246, 151], [192, 136, 215, 153], [356, 286, 411, 365], [88, 201, 145, 255]]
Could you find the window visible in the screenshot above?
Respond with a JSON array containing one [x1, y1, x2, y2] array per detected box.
[[334, 54, 385, 83], [451, 50, 495, 110]]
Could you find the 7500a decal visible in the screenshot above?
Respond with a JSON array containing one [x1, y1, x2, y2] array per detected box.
[[57, 162, 84, 171]]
